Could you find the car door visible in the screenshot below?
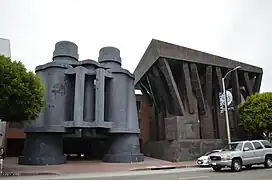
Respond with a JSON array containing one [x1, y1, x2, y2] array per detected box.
[[260, 140, 272, 162], [241, 142, 255, 165], [252, 141, 265, 163]]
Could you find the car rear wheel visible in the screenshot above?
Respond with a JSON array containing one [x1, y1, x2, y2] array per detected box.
[[264, 156, 272, 168], [212, 166, 222, 172], [231, 159, 242, 172]]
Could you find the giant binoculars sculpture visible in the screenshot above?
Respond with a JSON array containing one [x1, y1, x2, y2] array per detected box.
[[19, 41, 144, 165]]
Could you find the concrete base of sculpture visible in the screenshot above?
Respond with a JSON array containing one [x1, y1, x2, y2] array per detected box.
[[18, 133, 66, 165], [143, 139, 226, 162], [103, 133, 144, 163]]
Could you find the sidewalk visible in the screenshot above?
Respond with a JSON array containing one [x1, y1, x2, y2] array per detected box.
[[2, 157, 197, 176]]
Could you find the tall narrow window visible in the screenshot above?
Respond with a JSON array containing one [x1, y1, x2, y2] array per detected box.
[[136, 101, 141, 113]]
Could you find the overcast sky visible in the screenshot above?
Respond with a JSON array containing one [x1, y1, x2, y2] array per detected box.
[[0, 0, 271, 92]]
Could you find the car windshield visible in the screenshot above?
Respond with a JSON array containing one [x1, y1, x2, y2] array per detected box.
[[223, 143, 243, 151], [205, 151, 218, 156]]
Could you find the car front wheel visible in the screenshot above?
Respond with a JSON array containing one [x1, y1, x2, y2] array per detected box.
[[264, 156, 272, 168], [231, 159, 242, 172]]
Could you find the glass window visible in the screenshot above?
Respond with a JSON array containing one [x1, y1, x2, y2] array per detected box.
[[136, 101, 141, 113], [261, 140, 272, 148], [244, 142, 254, 151], [205, 151, 214, 156], [205, 150, 221, 156], [224, 143, 243, 151], [253, 142, 263, 150]]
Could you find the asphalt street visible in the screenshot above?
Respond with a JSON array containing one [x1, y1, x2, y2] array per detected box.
[[50, 166, 272, 180], [2, 166, 272, 180]]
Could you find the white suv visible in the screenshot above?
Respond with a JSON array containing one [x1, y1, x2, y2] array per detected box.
[[208, 140, 272, 172]]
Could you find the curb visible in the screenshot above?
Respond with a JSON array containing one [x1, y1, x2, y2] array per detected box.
[[1, 165, 199, 176], [1, 172, 60, 177], [130, 164, 198, 171]]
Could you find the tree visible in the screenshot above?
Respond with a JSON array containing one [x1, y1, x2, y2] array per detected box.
[[238, 92, 272, 138], [0, 55, 44, 122]]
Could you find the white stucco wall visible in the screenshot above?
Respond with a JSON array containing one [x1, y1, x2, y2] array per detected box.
[[0, 38, 10, 147], [0, 38, 11, 58]]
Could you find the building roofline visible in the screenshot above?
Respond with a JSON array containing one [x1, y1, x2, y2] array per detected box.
[[133, 39, 263, 85], [0, 37, 10, 41]]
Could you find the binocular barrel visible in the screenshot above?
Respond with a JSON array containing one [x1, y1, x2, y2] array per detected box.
[[19, 41, 143, 165]]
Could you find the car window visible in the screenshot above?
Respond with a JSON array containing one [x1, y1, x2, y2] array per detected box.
[[205, 150, 219, 156], [205, 152, 213, 156], [261, 140, 272, 148], [253, 142, 263, 150], [224, 143, 243, 151], [244, 142, 254, 150]]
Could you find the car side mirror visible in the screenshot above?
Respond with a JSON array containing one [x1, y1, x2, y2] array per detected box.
[[243, 147, 250, 151]]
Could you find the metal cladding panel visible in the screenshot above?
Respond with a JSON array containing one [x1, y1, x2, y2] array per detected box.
[[83, 74, 95, 122], [42, 67, 69, 131], [105, 71, 140, 133], [19, 133, 66, 165], [26, 65, 71, 132], [103, 133, 144, 163], [53, 41, 79, 61], [126, 74, 140, 132]]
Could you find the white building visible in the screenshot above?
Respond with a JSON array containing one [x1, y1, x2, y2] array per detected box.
[[0, 38, 10, 148], [0, 38, 11, 58]]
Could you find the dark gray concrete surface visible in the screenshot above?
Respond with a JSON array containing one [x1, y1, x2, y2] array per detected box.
[[20, 41, 143, 165], [144, 139, 226, 161]]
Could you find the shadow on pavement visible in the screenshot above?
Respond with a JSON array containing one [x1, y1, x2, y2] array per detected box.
[[212, 165, 267, 173]]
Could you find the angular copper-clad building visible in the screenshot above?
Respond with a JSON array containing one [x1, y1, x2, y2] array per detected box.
[[134, 39, 263, 161]]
